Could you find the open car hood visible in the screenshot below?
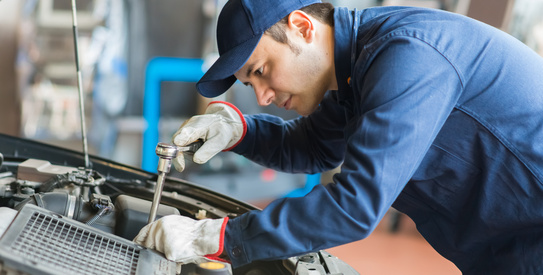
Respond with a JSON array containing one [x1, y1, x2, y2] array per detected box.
[[0, 133, 359, 275]]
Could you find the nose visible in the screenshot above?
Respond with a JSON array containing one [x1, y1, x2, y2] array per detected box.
[[254, 84, 274, 106]]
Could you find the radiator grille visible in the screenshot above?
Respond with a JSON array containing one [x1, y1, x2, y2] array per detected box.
[[10, 211, 140, 275]]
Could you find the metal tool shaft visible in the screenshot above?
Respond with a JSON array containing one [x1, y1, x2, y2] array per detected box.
[[148, 141, 204, 224], [148, 143, 176, 224], [148, 171, 167, 223], [70, 0, 90, 168]]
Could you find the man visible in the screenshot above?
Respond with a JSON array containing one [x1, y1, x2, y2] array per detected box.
[[135, 0, 543, 273]]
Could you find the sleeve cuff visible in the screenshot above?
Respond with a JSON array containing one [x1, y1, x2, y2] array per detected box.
[[230, 115, 253, 155], [224, 216, 251, 268]]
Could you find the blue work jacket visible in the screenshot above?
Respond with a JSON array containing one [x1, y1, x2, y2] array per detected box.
[[226, 6, 543, 273]]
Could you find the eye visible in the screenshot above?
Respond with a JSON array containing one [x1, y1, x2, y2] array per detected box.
[[255, 66, 263, 76]]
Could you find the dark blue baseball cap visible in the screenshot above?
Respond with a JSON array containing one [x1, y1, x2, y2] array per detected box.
[[196, 0, 322, 98]]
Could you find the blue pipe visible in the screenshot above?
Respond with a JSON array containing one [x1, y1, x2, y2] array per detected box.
[[283, 173, 321, 197], [142, 57, 204, 172]]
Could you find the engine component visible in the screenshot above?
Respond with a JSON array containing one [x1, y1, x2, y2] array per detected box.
[[6, 158, 180, 239], [115, 194, 180, 240], [14, 192, 84, 220], [40, 169, 106, 191], [86, 193, 114, 226], [13, 192, 116, 234], [195, 262, 230, 275], [17, 159, 78, 183], [0, 204, 176, 275], [0, 174, 14, 202]]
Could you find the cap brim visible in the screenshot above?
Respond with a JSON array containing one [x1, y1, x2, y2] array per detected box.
[[196, 35, 262, 98]]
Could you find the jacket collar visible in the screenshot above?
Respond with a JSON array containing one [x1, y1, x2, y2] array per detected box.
[[333, 7, 362, 107]]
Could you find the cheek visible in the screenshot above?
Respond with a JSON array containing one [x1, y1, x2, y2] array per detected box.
[[269, 70, 293, 90], [270, 55, 310, 93]]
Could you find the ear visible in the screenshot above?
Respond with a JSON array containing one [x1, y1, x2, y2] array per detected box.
[[286, 10, 315, 43]]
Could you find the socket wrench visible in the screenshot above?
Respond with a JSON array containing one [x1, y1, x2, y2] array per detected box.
[[148, 140, 203, 224]]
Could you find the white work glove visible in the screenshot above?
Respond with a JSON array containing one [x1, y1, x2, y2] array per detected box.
[[172, 101, 246, 172], [134, 215, 229, 270]]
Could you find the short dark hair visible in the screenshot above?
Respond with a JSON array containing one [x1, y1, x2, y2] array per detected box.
[[265, 3, 334, 47]]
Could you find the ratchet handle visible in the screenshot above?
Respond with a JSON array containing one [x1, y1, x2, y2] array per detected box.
[[179, 139, 204, 155]]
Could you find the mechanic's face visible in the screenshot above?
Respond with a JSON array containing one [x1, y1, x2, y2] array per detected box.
[[234, 34, 332, 116]]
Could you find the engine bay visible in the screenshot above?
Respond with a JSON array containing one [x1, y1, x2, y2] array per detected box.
[[2, 158, 181, 240], [0, 134, 358, 275]]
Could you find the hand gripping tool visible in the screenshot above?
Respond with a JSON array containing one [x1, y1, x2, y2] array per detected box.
[[148, 140, 204, 224]]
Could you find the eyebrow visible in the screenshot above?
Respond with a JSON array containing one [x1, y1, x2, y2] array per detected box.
[[245, 63, 255, 78]]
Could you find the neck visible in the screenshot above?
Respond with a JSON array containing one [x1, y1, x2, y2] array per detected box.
[[320, 24, 337, 91]]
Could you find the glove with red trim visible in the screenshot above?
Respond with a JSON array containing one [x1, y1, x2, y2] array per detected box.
[[171, 101, 246, 172], [134, 215, 229, 267]]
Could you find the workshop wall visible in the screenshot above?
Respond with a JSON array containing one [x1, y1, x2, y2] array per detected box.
[[124, 0, 207, 118]]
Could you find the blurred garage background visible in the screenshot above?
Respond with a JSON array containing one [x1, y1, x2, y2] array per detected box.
[[0, 0, 542, 273]]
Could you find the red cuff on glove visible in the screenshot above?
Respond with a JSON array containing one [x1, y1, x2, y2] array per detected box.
[[204, 216, 230, 263], [208, 101, 247, 151]]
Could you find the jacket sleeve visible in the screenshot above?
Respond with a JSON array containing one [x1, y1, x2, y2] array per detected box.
[[225, 36, 463, 267], [231, 91, 348, 174]]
